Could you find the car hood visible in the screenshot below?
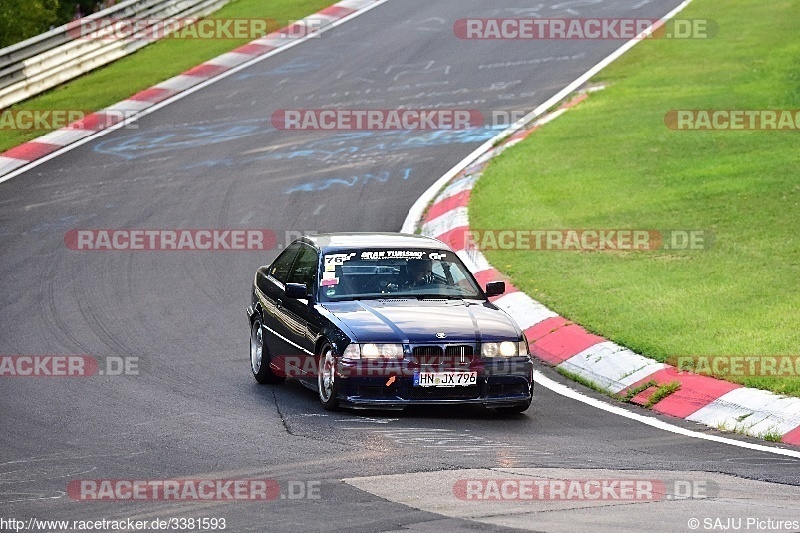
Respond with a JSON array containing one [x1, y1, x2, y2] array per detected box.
[[320, 299, 521, 344]]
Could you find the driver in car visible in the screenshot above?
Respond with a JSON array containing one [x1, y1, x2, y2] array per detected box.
[[404, 258, 436, 288]]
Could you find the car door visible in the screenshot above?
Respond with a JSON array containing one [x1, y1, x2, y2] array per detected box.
[[280, 244, 320, 378], [259, 242, 302, 367]]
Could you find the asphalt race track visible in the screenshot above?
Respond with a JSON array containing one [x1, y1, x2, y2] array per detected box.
[[1, 1, 798, 531]]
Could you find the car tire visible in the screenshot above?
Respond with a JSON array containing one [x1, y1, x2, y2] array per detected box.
[[250, 318, 284, 384], [317, 342, 340, 411]]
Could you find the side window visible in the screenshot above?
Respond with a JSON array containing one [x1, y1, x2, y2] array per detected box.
[[287, 244, 318, 288], [432, 261, 446, 279], [269, 243, 302, 284]]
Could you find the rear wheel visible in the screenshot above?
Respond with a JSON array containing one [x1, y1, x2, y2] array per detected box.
[[317, 342, 340, 411], [250, 318, 284, 384]]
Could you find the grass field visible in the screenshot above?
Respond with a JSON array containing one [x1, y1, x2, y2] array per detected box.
[[0, 0, 336, 153], [470, 0, 800, 396]]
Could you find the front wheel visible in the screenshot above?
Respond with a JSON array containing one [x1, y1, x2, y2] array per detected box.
[[317, 342, 340, 411], [250, 318, 284, 384]]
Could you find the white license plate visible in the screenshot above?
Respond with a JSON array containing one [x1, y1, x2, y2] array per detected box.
[[413, 372, 477, 387]]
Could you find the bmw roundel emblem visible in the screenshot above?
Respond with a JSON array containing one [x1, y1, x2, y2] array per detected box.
[[436, 332, 447, 339]]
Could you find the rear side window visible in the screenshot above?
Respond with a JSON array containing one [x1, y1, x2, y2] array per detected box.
[[269, 243, 302, 283]]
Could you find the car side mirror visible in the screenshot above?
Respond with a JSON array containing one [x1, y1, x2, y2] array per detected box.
[[485, 281, 505, 298], [285, 283, 308, 299]]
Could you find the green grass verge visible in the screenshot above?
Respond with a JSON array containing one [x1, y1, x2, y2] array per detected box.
[[645, 381, 681, 409], [612, 379, 681, 409], [471, 0, 800, 397], [0, 0, 336, 152]]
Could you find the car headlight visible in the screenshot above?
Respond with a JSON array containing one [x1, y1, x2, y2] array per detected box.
[[481, 340, 528, 357], [342, 343, 404, 360], [342, 344, 361, 359]]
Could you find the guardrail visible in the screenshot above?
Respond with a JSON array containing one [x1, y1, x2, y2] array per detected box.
[[0, 0, 230, 110]]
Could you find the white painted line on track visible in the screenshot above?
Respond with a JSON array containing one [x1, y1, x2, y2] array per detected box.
[[534, 371, 800, 459]]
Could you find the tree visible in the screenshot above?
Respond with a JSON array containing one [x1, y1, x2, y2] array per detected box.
[[0, 0, 60, 49]]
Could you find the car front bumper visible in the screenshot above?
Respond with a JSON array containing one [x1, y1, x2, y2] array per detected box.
[[335, 357, 533, 408]]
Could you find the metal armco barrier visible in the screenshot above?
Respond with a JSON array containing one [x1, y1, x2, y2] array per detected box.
[[0, 0, 230, 109]]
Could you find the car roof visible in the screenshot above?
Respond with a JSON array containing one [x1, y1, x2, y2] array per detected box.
[[300, 232, 451, 253]]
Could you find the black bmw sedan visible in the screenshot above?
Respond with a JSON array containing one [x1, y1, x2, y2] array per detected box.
[[247, 233, 533, 413]]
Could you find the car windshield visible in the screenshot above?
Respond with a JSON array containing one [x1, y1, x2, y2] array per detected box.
[[319, 248, 483, 302]]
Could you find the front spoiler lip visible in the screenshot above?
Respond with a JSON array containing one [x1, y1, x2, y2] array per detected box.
[[339, 395, 532, 409]]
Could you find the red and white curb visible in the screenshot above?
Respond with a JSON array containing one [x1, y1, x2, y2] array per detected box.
[[409, 94, 800, 447], [0, 0, 385, 181]]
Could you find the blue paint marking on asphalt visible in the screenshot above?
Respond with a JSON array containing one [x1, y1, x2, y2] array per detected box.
[[183, 128, 499, 170], [93, 124, 499, 174], [283, 167, 413, 194], [28, 215, 87, 233], [93, 120, 268, 160], [233, 59, 322, 80]]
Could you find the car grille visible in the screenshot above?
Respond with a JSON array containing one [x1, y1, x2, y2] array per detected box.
[[445, 345, 474, 358], [412, 344, 474, 367], [413, 345, 444, 357]]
